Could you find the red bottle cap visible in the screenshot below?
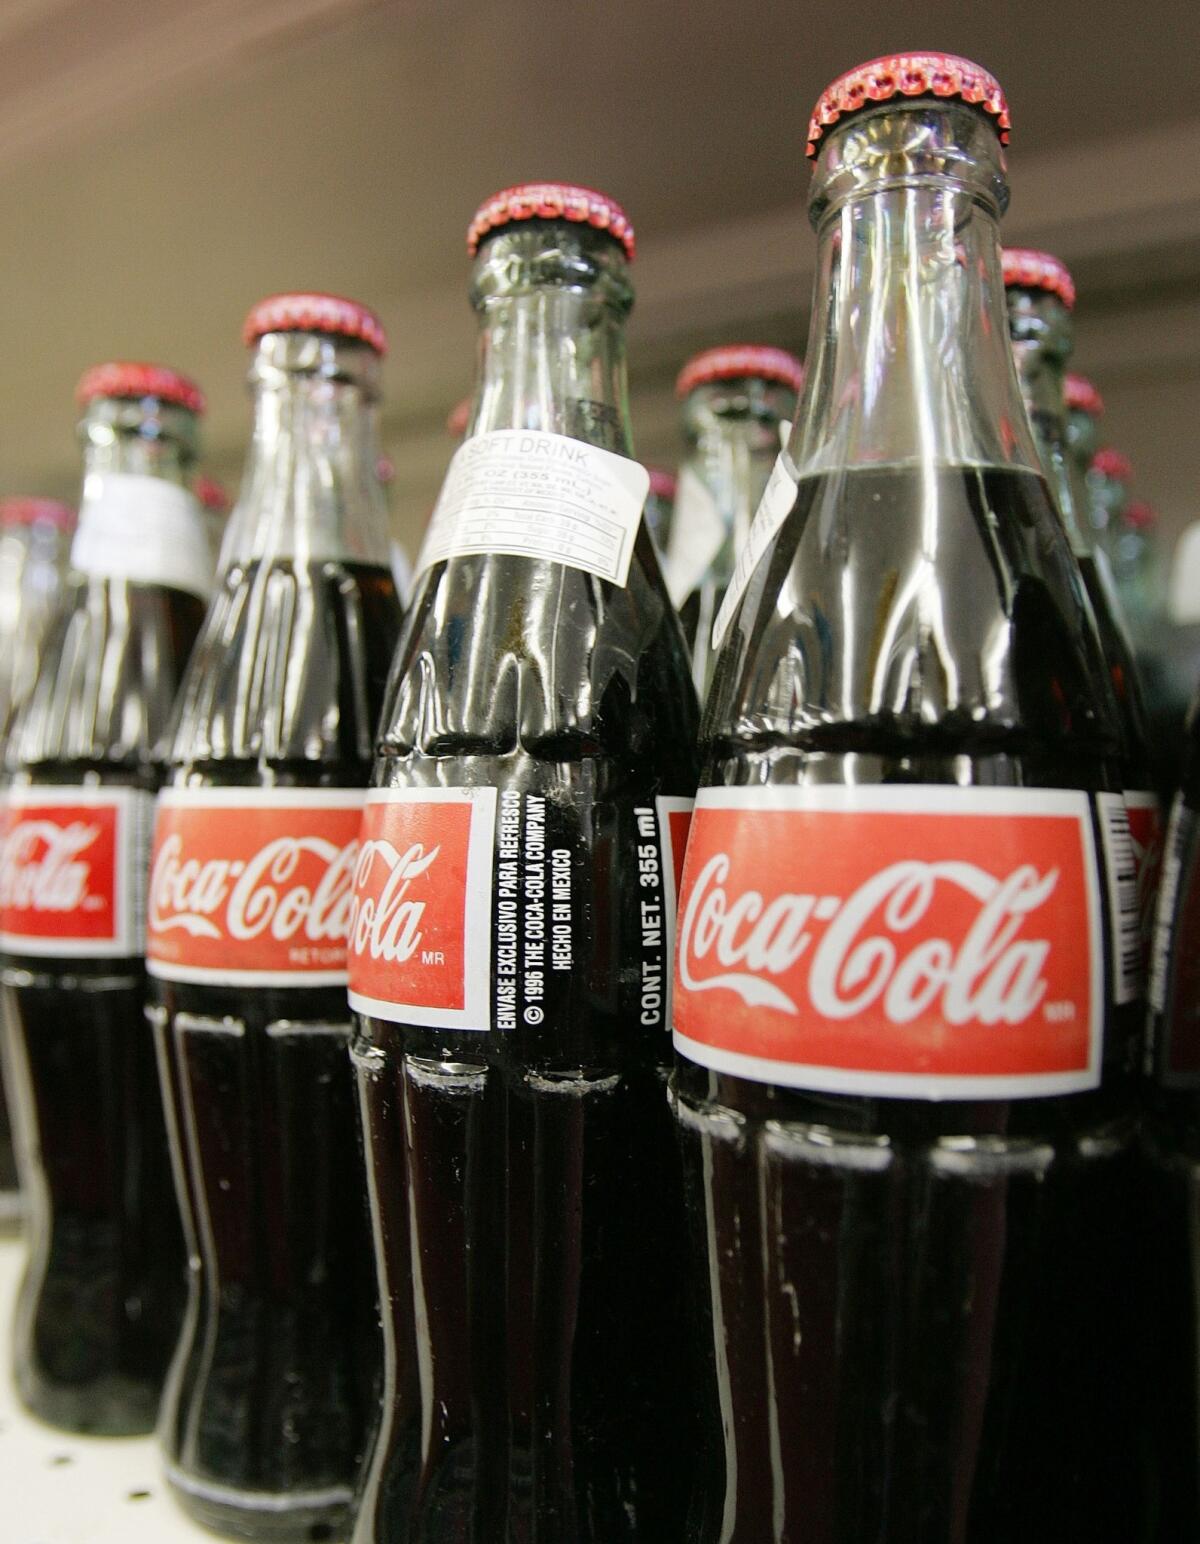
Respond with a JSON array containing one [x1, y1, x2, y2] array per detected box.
[[676, 345, 805, 399], [194, 476, 231, 513], [375, 454, 395, 486], [467, 184, 636, 261], [1123, 500, 1157, 530], [76, 361, 205, 415], [0, 497, 75, 531], [647, 468, 677, 501], [807, 53, 1010, 160], [446, 397, 472, 439], [1065, 374, 1104, 416], [243, 293, 387, 356], [1092, 447, 1133, 482], [1001, 249, 1076, 310]]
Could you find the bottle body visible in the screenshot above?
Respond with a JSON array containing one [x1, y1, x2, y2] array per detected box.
[[349, 208, 700, 1542], [352, 546, 698, 1543], [151, 559, 399, 1539], [2, 572, 206, 1432], [1143, 689, 1200, 1537], [673, 85, 1139, 1542], [149, 311, 401, 1540], [0, 502, 74, 1232]]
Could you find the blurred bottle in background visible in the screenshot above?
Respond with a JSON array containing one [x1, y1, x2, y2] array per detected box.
[[1066, 372, 1105, 479], [375, 451, 412, 603], [1088, 444, 1134, 552], [663, 344, 803, 698], [1143, 682, 1200, 1536], [194, 474, 231, 573], [1112, 499, 1162, 641], [150, 294, 402, 1542], [1003, 248, 1160, 962], [643, 466, 677, 553], [1, 362, 211, 1433], [0, 496, 75, 1235]]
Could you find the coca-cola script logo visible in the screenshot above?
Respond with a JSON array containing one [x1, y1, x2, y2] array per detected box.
[[672, 790, 1101, 1097], [347, 788, 496, 1030], [145, 793, 365, 983], [0, 796, 125, 952]]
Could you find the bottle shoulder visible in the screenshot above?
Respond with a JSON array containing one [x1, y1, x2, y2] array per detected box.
[[167, 558, 401, 774], [12, 575, 205, 770], [706, 464, 1121, 765], [377, 539, 700, 775]]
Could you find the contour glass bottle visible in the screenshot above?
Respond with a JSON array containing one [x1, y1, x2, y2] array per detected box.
[[643, 465, 677, 553], [1143, 683, 1200, 1537], [1065, 372, 1105, 486], [148, 294, 402, 1542], [672, 54, 1142, 1543], [1, 363, 211, 1433], [348, 183, 700, 1543], [664, 345, 803, 698], [1003, 247, 1160, 980], [1088, 444, 1134, 551], [0, 496, 75, 1234]]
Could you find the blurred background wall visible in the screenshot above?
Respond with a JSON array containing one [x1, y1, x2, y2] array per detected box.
[[2, 0, 1197, 572]]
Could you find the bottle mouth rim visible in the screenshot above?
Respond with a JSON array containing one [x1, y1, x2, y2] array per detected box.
[[807, 53, 1010, 162], [467, 184, 635, 261]]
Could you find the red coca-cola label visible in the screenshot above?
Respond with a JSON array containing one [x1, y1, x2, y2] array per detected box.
[[673, 787, 1104, 1099], [0, 785, 152, 957], [347, 787, 498, 1030], [145, 789, 366, 985]]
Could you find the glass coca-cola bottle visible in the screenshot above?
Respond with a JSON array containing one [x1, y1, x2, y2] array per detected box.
[[1003, 248, 1160, 980], [1088, 444, 1134, 550], [348, 183, 699, 1543], [672, 54, 1142, 1542], [375, 452, 413, 603], [0, 496, 75, 1233], [1, 363, 211, 1433], [147, 293, 402, 1541], [644, 465, 677, 553], [194, 474, 232, 573], [1065, 371, 1105, 483], [1144, 684, 1200, 1536], [1112, 499, 1161, 639], [664, 345, 803, 696]]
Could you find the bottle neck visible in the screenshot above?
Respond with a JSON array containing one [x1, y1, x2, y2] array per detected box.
[[796, 101, 1040, 479], [79, 397, 196, 494], [682, 377, 795, 553], [467, 223, 635, 456], [1007, 289, 1094, 556], [225, 332, 393, 569]]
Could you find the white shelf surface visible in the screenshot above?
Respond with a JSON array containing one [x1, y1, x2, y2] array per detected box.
[[0, 1236, 209, 1542]]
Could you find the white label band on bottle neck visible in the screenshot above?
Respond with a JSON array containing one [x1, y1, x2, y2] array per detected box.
[[415, 429, 650, 588], [71, 473, 214, 600]]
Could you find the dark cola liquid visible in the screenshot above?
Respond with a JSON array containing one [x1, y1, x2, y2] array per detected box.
[[1076, 553, 1153, 790], [1139, 705, 1200, 1539], [352, 529, 699, 1543], [0, 1028, 18, 1228], [2, 578, 206, 1433], [677, 464, 1141, 1544], [155, 560, 399, 1542]]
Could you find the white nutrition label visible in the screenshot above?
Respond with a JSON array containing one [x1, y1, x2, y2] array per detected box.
[[711, 449, 798, 650], [415, 429, 650, 588]]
